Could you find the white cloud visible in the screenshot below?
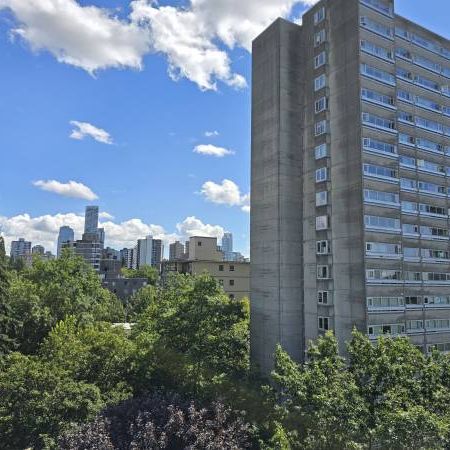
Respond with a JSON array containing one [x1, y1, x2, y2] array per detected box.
[[99, 211, 114, 220], [70, 120, 113, 144], [0, 0, 316, 90], [33, 180, 98, 201], [0, 0, 150, 73], [204, 130, 219, 137], [200, 179, 249, 212], [193, 144, 234, 158], [0, 212, 225, 254], [176, 216, 224, 241]]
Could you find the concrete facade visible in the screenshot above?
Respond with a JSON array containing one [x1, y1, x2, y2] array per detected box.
[[251, 0, 450, 375]]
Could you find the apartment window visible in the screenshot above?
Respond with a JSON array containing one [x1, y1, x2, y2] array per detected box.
[[316, 191, 328, 206], [395, 47, 412, 61], [198, 241, 202, 246], [368, 324, 405, 336], [318, 316, 330, 331], [360, 16, 393, 39], [428, 343, 450, 354], [316, 215, 329, 231], [318, 291, 330, 305], [414, 74, 440, 92], [367, 296, 404, 309], [399, 155, 415, 168], [364, 189, 399, 205], [360, 0, 393, 17], [417, 160, 446, 176], [415, 96, 441, 113], [400, 178, 417, 191], [405, 296, 422, 306], [366, 269, 401, 281], [404, 271, 422, 282], [424, 296, 450, 306], [314, 74, 326, 91], [315, 96, 328, 113], [418, 181, 446, 195], [407, 320, 424, 332], [229, 265, 235, 271], [362, 112, 396, 132], [362, 137, 397, 156], [316, 240, 330, 255], [219, 279, 224, 286], [412, 33, 440, 54], [361, 88, 395, 107], [402, 201, 418, 214], [317, 265, 330, 279], [415, 116, 443, 134], [396, 67, 413, 82], [413, 54, 441, 74], [366, 242, 400, 256], [424, 273, 450, 282], [363, 163, 397, 180], [229, 279, 235, 286], [442, 85, 450, 97], [314, 51, 327, 69], [426, 319, 450, 330], [315, 120, 328, 136], [313, 7, 325, 25], [315, 167, 328, 182], [420, 226, 448, 239], [365, 215, 401, 231], [416, 137, 443, 153], [219, 265, 224, 271], [395, 27, 410, 41], [314, 29, 326, 47], [422, 249, 450, 260], [397, 89, 414, 103], [361, 63, 396, 85], [398, 111, 414, 124], [229, 294, 235, 300], [360, 40, 394, 61], [315, 143, 328, 159], [442, 66, 450, 78]]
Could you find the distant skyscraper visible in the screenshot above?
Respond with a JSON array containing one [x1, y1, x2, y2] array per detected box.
[[0, 236, 5, 260], [32, 245, 45, 255], [222, 232, 233, 253], [169, 241, 184, 261], [57, 226, 74, 257], [134, 236, 163, 269], [10, 238, 31, 261], [84, 206, 99, 234]]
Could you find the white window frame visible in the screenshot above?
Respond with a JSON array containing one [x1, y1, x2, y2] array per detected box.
[[316, 215, 329, 231], [316, 240, 331, 255], [315, 96, 328, 113], [314, 29, 326, 47], [315, 120, 328, 136], [318, 316, 330, 331], [314, 74, 326, 91], [318, 290, 331, 304], [314, 7, 325, 25], [317, 265, 331, 279], [316, 190, 328, 206], [315, 143, 328, 159], [315, 167, 328, 183], [314, 51, 327, 69]]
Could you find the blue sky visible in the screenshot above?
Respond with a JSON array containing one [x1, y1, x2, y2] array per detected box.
[[0, 0, 448, 255]]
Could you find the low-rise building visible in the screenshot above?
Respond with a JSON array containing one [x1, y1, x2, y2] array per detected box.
[[162, 236, 249, 301], [102, 277, 148, 301]]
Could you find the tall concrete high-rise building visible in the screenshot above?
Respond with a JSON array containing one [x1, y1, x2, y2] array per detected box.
[[133, 236, 163, 269], [84, 206, 99, 234], [32, 245, 45, 255], [57, 226, 74, 257], [251, 0, 450, 374], [10, 238, 31, 261]]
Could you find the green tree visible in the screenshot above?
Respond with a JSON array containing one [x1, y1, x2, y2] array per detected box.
[[4, 254, 124, 354], [122, 264, 159, 285], [134, 273, 249, 395], [40, 317, 136, 404], [271, 332, 367, 449], [125, 283, 157, 320], [0, 352, 104, 450]]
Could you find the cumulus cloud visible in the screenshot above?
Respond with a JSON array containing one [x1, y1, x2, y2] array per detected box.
[[70, 121, 113, 144], [33, 180, 98, 201], [176, 216, 224, 240], [0, 0, 316, 90], [200, 179, 249, 212], [0, 212, 225, 254], [204, 130, 219, 137], [0, 0, 150, 73], [193, 144, 234, 158]]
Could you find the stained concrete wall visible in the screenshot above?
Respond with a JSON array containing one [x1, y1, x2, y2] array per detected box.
[[250, 19, 305, 375]]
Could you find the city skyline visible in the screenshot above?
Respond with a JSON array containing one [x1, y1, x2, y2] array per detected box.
[[0, 0, 448, 258]]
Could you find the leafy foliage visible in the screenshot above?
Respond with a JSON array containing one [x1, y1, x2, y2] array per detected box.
[[2, 254, 124, 354], [58, 391, 253, 450], [121, 264, 159, 285]]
